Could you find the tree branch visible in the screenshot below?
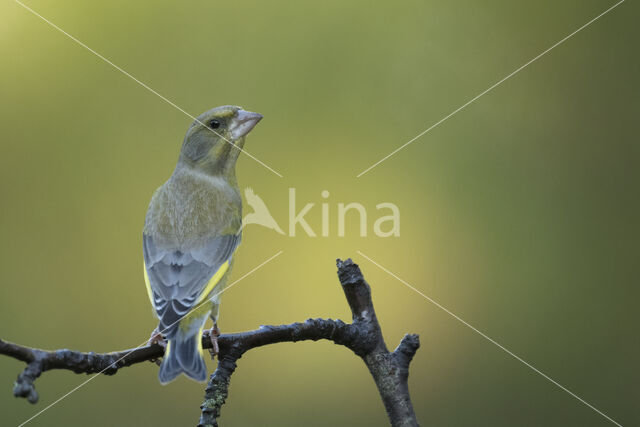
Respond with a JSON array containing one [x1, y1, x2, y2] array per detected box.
[[0, 258, 420, 426], [198, 259, 420, 426]]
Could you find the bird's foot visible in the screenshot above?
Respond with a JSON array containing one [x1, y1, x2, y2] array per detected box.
[[148, 328, 166, 366], [205, 324, 221, 359], [148, 327, 167, 347]]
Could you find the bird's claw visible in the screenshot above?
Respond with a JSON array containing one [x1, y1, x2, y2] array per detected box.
[[148, 328, 166, 365], [205, 324, 221, 358], [148, 328, 167, 347]]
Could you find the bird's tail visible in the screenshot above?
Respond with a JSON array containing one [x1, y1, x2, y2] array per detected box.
[[158, 328, 207, 384]]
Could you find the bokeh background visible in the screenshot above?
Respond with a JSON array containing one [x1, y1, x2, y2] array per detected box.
[[1, 0, 638, 425]]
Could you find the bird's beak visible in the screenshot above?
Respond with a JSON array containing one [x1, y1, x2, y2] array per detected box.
[[229, 109, 263, 140]]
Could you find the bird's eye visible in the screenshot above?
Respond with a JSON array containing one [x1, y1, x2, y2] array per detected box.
[[208, 119, 221, 129]]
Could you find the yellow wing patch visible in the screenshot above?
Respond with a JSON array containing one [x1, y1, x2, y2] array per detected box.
[[143, 262, 154, 305], [143, 259, 230, 307], [196, 260, 230, 304]]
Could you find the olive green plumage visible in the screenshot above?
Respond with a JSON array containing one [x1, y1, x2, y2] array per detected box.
[[143, 105, 262, 384]]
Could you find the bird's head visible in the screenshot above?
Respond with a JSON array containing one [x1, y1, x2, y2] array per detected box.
[[179, 105, 263, 175]]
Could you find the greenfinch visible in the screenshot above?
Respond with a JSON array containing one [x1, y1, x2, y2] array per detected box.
[[143, 105, 262, 384]]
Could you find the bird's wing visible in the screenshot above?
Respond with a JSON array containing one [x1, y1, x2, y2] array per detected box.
[[143, 232, 241, 337]]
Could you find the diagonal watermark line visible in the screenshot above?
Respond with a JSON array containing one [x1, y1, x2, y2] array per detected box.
[[356, 250, 623, 426], [14, 0, 283, 178], [356, 0, 625, 178], [18, 250, 284, 427]]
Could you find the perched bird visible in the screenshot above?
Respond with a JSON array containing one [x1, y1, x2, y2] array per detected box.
[[242, 187, 285, 235], [143, 105, 262, 384]]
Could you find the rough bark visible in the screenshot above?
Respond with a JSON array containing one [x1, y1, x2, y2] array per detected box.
[[198, 259, 420, 426], [0, 258, 420, 426]]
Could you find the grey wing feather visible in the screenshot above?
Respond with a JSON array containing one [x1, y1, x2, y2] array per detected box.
[[143, 233, 241, 338]]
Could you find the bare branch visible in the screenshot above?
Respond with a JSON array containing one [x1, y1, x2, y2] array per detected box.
[[0, 258, 420, 426], [198, 259, 420, 427], [0, 338, 164, 403]]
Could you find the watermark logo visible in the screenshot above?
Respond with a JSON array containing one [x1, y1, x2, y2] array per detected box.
[[242, 188, 400, 237], [243, 188, 286, 235]]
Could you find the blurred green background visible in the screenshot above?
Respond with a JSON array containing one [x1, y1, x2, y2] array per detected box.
[[1, 0, 638, 425]]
